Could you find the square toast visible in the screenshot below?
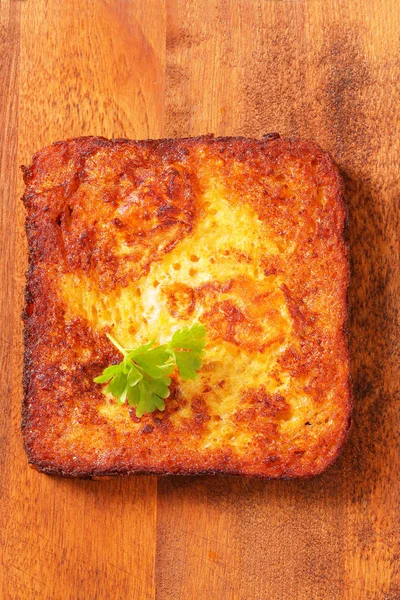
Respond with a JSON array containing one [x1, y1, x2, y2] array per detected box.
[[22, 135, 351, 478]]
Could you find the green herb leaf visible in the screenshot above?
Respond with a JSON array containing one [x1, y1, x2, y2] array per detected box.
[[134, 356, 167, 380], [169, 323, 206, 352], [106, 371, 127, 397], [127, 384, 140, 407], [127, 364, 143, 387], [174, 351, 203, 380], [93, 363, 122, 383], [93, 323, 206, 417], [169, 323, 206, 380]]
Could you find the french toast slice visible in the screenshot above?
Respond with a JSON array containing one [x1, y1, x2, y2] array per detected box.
[[22, 135, 351, 478]]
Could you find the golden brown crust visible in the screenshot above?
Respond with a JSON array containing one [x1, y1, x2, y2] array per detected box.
[[22, 134, 351, 478]]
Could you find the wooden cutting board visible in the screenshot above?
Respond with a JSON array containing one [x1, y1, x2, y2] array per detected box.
[[1, 1, 398, 598]]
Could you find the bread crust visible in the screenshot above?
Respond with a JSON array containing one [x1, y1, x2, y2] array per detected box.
[[22, 134, 351, 478]]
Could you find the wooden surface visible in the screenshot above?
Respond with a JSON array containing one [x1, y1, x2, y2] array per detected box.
[[1, 0, 399, 598]]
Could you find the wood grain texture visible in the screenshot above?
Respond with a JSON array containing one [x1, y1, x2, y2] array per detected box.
[[0, 0, 399, 599]]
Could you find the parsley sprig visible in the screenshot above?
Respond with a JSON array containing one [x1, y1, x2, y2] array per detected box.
[[94, 323, 206, 417]]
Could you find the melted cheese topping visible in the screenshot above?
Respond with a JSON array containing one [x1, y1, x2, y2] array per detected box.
[[60, 171, 318, 451]]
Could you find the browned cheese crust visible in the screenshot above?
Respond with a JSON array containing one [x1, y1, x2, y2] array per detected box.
[[22, 135, 351, 478]]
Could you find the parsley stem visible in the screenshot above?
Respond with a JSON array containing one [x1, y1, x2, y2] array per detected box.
[[106, 333, 128, 357]]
